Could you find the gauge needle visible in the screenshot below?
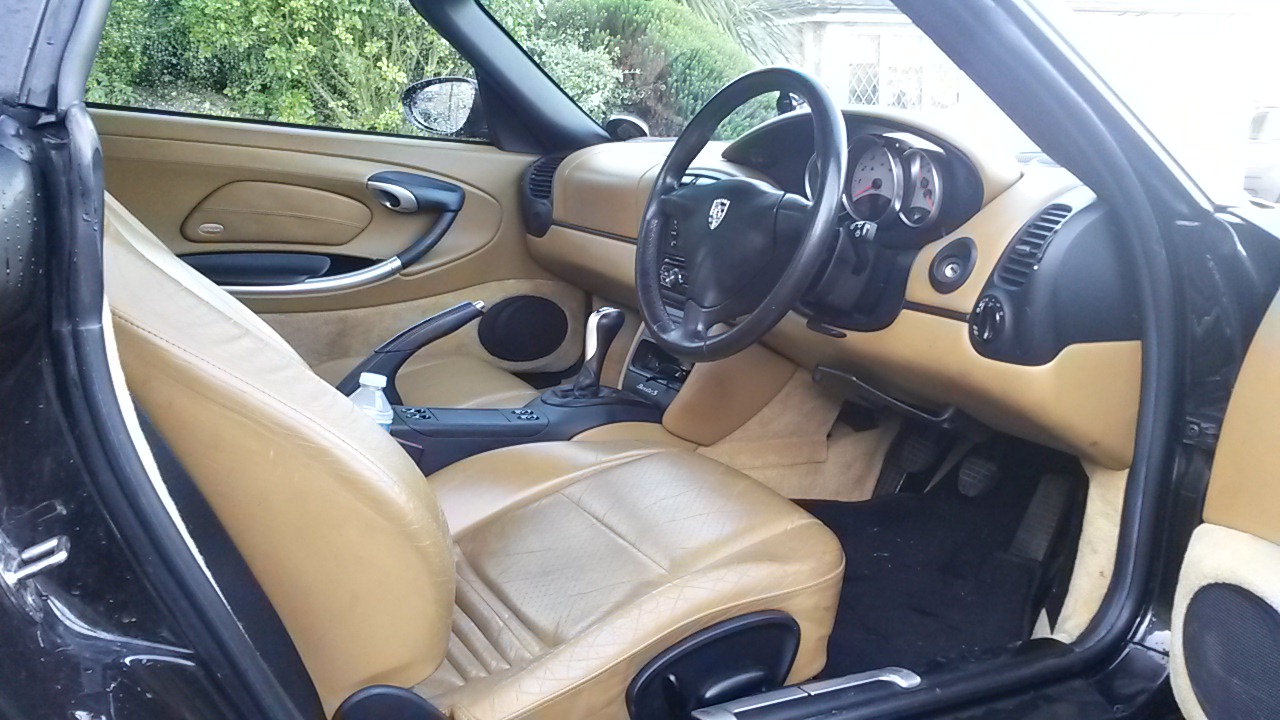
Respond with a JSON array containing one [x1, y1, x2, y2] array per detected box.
[[850, 185, 875, 198]]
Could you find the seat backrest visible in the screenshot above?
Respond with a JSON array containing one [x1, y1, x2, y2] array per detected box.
[[103, 194, 455, 713]]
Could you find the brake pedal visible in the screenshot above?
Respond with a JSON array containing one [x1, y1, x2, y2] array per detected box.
[[957, 454, 1000, 498]]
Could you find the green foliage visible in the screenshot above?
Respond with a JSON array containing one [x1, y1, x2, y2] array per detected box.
[[534, 0, 770, 137], [681, 0, 802, 65], [89, 0, 469, 134], [87, 0, 778, 138]]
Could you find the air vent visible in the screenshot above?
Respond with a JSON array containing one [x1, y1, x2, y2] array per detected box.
[[995, 203, 1072, 289], [522, 155, 567, 237], [527, 155, 565, 200]]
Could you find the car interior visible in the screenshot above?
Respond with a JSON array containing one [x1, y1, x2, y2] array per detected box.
[[70, 3, 1159, 720], [94, 82, 1143, 720]]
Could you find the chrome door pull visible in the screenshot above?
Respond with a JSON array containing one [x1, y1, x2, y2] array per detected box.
[[366, 179, 420, 213]]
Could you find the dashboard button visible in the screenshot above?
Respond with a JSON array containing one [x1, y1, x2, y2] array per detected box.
[[971, 294, 1006, 344]]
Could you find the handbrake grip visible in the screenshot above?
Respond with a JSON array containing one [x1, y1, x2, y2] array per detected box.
[[336, 301, 486, 403]]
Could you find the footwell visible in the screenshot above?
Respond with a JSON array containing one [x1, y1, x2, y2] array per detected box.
[[799, 443, 1084, 678]]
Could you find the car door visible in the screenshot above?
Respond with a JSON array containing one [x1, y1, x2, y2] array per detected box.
[[1171, 287, 1280, 719], [88, 0, 587, 388]]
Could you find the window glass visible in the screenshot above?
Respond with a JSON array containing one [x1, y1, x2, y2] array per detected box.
[[1036, 0, 1280, 204], [483, 0, 1033, 152], [88, 0, 481, 139]]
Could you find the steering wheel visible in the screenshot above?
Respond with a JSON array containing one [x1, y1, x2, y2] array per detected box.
[[636, 67, 847, 362]]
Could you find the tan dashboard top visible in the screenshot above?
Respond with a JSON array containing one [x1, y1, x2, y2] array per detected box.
[[532, 116, 1140, 469]]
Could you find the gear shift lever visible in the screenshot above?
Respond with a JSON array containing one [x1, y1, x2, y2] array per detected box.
[[570, 306, 625, 398]]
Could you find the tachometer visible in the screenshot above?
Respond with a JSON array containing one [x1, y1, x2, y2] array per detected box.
[[845, 137, 902, 222], [899, 148, 942, 228]]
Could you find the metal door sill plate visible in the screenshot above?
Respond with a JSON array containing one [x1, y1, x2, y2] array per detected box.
[[692, 667, 921, 720]]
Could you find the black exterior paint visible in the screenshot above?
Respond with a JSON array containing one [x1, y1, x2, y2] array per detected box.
[[0, 108, 234, 720]]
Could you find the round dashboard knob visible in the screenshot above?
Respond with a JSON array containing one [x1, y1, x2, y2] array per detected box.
[[971, 294, 1005, 344]]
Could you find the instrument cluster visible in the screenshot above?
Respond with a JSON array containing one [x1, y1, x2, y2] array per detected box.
[[805, 133, 948, 237]]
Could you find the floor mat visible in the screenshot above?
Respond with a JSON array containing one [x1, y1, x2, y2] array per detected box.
[[799, 445, 1082, 678]]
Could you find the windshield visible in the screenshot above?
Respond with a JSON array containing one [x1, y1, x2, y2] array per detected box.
[[488, 0, 1280, 205], [1038, 0, 1280, 204], [483, 0, 1034, 154]]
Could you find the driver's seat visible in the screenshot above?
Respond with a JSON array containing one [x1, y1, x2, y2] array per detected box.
[[103, 192, 845, 718]]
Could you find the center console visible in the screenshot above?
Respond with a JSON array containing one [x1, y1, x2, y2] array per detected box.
[[622, 335, 693, 409], [387, 307, 691, 475], [390, 396, 662, 475]]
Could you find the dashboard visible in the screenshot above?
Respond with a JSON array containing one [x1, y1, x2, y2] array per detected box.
[[723, 114, 988, 251], [806, 135, 944, 229], [521, 107, 1143, 470]]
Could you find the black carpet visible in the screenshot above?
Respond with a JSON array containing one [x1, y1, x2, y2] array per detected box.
[[799, 447, 1080, 678]]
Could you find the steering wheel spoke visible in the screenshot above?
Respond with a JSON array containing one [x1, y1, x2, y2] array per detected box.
[[656, 185, 697, 220], [676, 299, 738, 344], [635, 67, 846, 362], [775, 192, 814, 244]]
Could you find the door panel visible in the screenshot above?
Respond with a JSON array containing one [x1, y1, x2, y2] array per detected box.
[[1172, 291, 1280, 720], [94, 108, 586, 376], [270, 278, 586, 380], [181, 181, 372, 246], [183, 252, 338, 286]]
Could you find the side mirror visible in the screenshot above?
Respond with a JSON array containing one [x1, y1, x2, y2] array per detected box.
[[776, 92, 807, 115], [604, 114, 650, 141], [401, 77, 483, 137]]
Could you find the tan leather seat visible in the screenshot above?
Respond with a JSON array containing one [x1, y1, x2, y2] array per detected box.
[[103, 193, 844, 718], [395, 353, 541, 409], [416, 442, 844, 719]]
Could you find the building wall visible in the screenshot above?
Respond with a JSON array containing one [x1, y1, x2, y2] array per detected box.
[[789, 2, 1280, 200]]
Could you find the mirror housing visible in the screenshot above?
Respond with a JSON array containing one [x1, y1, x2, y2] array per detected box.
[[776, 92, 808, 115], [604, 114, 649, 141], [401, 77, 485, 137]]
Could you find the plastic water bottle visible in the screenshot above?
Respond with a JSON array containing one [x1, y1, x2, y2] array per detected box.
[[350, 372, 394, 431]]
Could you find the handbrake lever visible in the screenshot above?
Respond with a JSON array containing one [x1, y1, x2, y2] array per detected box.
[[336, 301, 486, 403]]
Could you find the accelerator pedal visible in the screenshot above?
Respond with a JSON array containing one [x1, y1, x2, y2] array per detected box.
[[1009, 474, 1076, 563]]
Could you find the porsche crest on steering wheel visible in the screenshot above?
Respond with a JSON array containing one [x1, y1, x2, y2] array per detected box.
[[708, 198, 731, 229]]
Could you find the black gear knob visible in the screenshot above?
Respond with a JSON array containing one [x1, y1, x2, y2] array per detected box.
[[571, 307, 625, 397]]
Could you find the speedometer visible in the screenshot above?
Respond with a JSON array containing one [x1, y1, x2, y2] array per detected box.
[[899, 148, 942, 228], [845, 138, 902, 222]]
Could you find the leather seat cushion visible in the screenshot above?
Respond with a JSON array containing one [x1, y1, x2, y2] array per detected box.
[[104, 195, 456, 712], [395, 353, 541, 409], [416, 441, 845, 720]]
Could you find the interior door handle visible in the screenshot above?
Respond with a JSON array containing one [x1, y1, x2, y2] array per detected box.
[[367, 180, 420, 213], [365, 171, 464, 215], [223, 172, 465, 298]]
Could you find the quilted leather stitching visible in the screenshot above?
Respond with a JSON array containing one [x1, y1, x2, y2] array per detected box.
[[416, 444, 845, 720]]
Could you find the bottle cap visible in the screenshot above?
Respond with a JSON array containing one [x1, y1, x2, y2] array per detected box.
[[359, 372, 388, 389]]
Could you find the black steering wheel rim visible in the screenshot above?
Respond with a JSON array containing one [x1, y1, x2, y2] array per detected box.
[[636, 67, 847, 362]]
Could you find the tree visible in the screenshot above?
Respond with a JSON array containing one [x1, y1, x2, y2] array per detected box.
[[534, 0, 771, 136], [86, 0, 776, 139], [681, 0, 801, 65]]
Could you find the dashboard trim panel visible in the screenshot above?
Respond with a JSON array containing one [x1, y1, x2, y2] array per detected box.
[[530, 109, 1141, 470], [901, 301, 969, 323], [550, 220, 636, 244]]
